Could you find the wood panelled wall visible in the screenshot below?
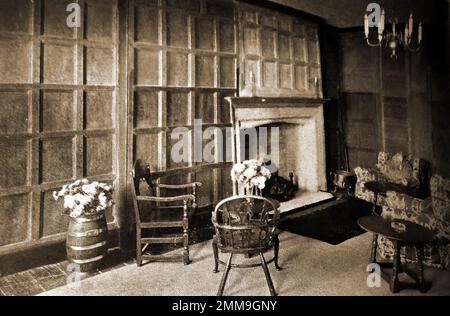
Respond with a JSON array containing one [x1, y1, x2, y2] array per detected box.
[[0, 0, 120, 254], [126, 0, 237, 217], [238, 2, 322, 98], [334, 29, 440, 173]]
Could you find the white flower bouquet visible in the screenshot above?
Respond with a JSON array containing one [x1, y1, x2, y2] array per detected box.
[[53, 179, 114, 218], [231, 159, 272, 192]]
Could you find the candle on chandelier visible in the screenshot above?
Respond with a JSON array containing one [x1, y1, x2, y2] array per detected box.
[[408, 13, 414, 37], [379, 9, 385, 33], [418, 22, 422, 43], [364, 14, 369, 37]]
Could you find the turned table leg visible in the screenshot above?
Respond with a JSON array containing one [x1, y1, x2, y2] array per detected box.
[[390, 240, 401, 293], [372, 193, 379, 216], [370, 233, 378, 264], [416, 244, 426, 293]]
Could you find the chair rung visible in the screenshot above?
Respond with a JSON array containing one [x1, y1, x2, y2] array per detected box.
[[141, 254, 184, 261], [154, 206, 186, 209], [142, 236, 185, 244], [141, 221, 184, 228]]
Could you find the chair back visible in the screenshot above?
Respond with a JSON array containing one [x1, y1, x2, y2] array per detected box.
[[376, 152, 429, 197], [430, 174, 450, 224], [212, 196, 279, 254], [131, 159, 154, 225], [132, 159, 152, 195]]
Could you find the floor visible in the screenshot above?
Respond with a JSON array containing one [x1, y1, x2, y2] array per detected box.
[[3, 196, 449, 296], [0, 262, 68, 296], [0, 249, 134, 296], [38, 231, 450, 296]]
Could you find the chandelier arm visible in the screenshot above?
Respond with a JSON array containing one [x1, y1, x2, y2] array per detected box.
[[365, 37, 382, 47], [404, 44, 421, 53]]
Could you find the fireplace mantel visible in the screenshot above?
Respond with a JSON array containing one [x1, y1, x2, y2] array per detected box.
[[225, 97, 328, 109]]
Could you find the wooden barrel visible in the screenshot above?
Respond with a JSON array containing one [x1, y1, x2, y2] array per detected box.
[[66, 214, 108, 273]]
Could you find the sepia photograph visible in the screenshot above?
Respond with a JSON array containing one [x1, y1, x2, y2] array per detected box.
[[0, 0, 449, 303]]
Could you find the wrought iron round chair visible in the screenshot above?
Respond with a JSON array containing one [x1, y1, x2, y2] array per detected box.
[[211, 195, 282, 296]]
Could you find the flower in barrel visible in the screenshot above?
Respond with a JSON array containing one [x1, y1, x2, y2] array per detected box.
[[53, 179, 114, 218]]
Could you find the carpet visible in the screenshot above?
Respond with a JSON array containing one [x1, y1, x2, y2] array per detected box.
[[279, 197, 372, 245]]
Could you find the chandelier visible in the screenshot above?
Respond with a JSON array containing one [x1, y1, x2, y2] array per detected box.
[[364, 10, 423, 58]]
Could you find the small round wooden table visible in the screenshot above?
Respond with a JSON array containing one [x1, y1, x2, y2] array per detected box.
[[358, 216, 435, 293]]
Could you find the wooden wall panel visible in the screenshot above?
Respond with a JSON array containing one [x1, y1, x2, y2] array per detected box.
[[134, 133, 159, 169], [383, 97, 409, 154], [409, 92, 433, 161], [219, 20, 235, 53], [0, 91, 30, 134], [41, 190, 70, 237], [195, 93, 215, 123], [0, 39, 33, 84], [0, 0, 33, 33], [40, 137, 74, 183], [219, 92, 233, 124], [0, 140, 29, 189], [220, 55, 236, 87], [167, 52, 189, 86], [341, 32, 378, 93], [85, 135, 114, 176], [343, 92, 379, 169], [382, 52, 406, 97], [43, 0, 76, 37], [41, 91, 76, 132], [85, 47, 116, 85], [0, 194, 29, 246], [196, 55, 215, 87], [0, 0, 120, 252], [237, 2, 322, 98], [134, 91, 159, 128], [85, 2, 115, 41], [220, 165, 233, 198], [85, 90, 114, 129], [167, 92, 189, 126], [195, 168, 215, 206]]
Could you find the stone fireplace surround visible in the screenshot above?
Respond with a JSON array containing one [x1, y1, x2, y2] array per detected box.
[[226, 97, 333, 213]]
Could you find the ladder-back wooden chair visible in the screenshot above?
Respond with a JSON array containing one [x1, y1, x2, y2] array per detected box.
[[131, 160, 202, 266], [211, 195, 282, 296]]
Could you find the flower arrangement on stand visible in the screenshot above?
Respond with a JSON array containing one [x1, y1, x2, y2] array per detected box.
[[231, 159, 272, 195], [53, 179, 114, 274]]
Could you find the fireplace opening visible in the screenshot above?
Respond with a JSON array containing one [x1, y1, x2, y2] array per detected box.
[[241, 123, 301, 202], [228, 96, 333, 213], [238, 121, 333, 212]]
